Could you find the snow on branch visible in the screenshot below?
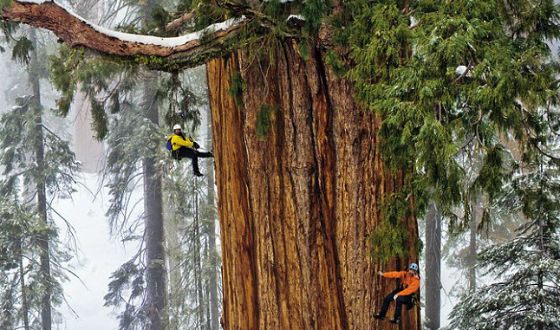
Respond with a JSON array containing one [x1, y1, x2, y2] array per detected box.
[[2, 0, 246, 68]]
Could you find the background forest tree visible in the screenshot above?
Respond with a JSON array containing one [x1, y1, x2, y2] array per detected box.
[[0, 25, 80, 330]]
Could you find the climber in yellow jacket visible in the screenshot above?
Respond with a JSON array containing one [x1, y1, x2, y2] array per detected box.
[[373, 262, 420, 325], [169, 124, 213, 177]]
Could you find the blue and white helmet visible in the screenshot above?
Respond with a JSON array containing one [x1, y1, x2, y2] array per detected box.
[[409, 263, 419, 272]]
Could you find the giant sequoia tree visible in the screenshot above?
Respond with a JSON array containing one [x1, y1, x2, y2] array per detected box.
[[2, 0, 559, 329]]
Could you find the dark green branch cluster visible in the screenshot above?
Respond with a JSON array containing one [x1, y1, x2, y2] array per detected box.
[[338, 0, 560, 259], [0, 0, 11, 11]]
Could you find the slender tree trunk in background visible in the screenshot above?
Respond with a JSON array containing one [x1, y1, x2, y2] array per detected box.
[[17, 240, 30, 330], [28, 29, 52, 330], [204, 94, 220, 330], [71, 91, 105, 172], [204, 239, 212, 330], [468, 208, 476, 293], [0, 273, 17, 329], [71, 0, 103, 173], [206, 161, 219, 330], [164, 199, 181, 330], [207, 42, 420, 330], [143, 71, 167, 330], [468, 194, 481, 293], [537, 172, 544, 330], [195, 194, 207, 329], [425, 202, 441, 330], [142, 2, 166, 329]]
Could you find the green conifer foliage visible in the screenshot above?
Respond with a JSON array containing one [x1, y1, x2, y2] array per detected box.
[[0, 0, 12, 11], [0, 96, 78, 201], [49, 46, 141, 140], [161, 72, 203, 129], [343, 0, 560, 258], [0, 96, 78, 329]]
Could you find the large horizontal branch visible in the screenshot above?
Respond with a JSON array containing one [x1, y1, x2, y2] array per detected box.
[[1, 0, 248, 70]]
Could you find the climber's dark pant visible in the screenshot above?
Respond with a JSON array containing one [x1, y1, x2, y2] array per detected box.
[[173, 147, 213, 174], [378, 288, 413, 320]]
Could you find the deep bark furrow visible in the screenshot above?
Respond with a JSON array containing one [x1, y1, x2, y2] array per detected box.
[[301, 54, 332, 329], [282, 43, 316, 330], [315, 49, 350, 330], [267, 173, 284, 329], [274, 78, 292, 329], [305, 50, 347, 329]]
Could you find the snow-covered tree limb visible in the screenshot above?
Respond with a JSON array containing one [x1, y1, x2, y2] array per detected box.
[[1, 0, 247, 69]]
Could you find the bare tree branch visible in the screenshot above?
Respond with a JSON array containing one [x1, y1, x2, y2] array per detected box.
[[166, 9, 197, 32]]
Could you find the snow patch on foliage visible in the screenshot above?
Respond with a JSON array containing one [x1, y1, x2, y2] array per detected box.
[[287, 14, 305, 21], [410, 16, 418, 28], [455, 65, 468, 76]]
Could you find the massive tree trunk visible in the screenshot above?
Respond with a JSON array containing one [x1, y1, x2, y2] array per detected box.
[[207, 41, 420, 330], [425, 202, 441, 330]]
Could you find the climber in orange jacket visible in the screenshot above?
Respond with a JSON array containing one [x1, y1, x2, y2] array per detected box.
[[373, 262, 420, 325]]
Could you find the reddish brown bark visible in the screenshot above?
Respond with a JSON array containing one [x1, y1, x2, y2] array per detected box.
[[208, 41, 420, 330]]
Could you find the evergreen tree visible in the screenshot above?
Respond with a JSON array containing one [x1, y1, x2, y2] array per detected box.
[[102, 93, 164, 330], [1, 13, 79, 330], [450, 154, 560, 329], [0, 93, 79, 329], [0, 200, 33, 330], [442, 143, 515, 297]]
